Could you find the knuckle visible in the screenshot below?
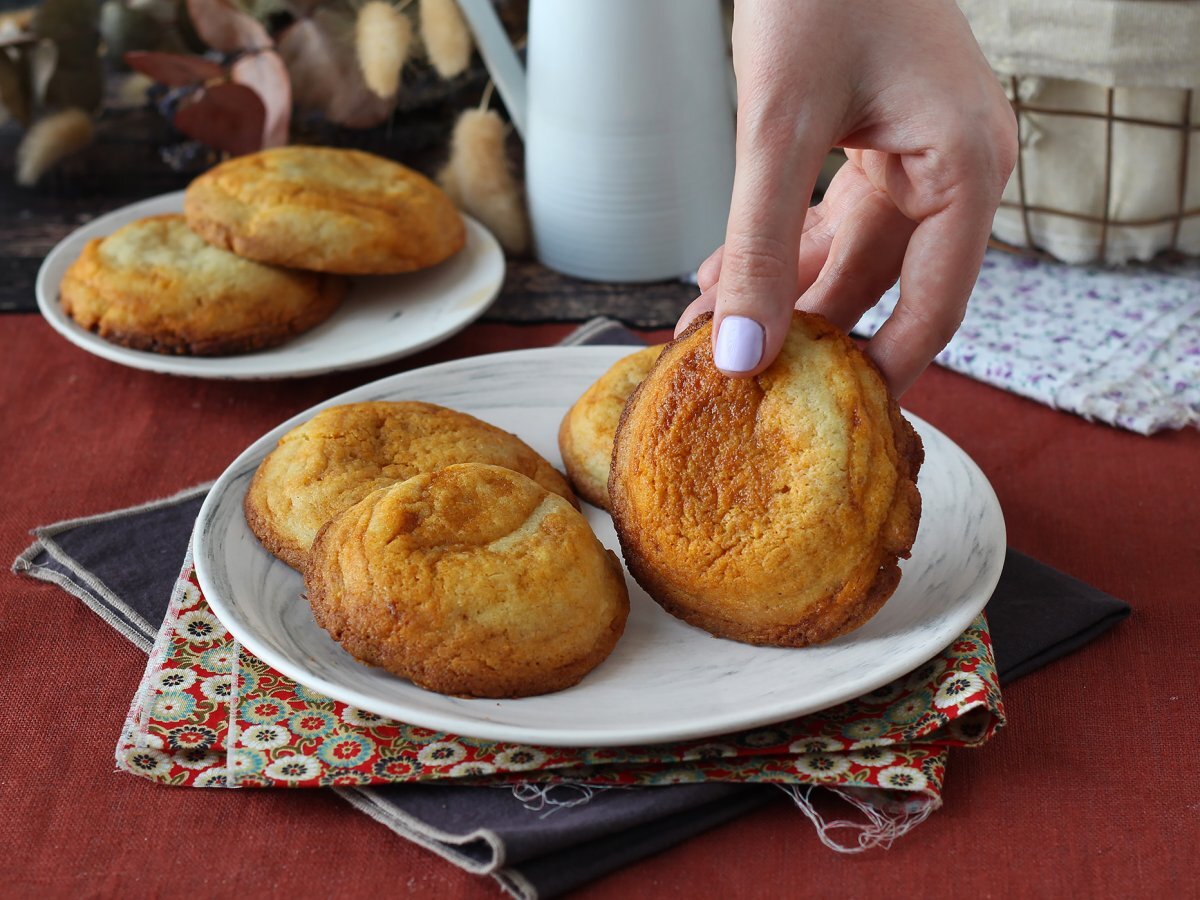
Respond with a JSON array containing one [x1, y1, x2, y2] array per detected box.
[[910, 113, 1018, 217], [956, 104, 1020, 196], [720, 232, 792, 291]]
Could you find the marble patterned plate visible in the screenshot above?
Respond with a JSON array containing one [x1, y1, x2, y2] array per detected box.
[[194, 346, 1006, 747], [35, 191, 504, 380]]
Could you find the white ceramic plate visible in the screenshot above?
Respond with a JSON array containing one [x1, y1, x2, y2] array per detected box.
[[194, 346, 1006, 747], [35, 191, 505, 379]]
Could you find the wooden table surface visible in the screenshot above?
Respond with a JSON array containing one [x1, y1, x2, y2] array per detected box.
[[2, 100, 1197, 899]]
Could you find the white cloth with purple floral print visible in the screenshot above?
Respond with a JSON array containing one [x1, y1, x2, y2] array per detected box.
[[853, 251, 1200, 434]]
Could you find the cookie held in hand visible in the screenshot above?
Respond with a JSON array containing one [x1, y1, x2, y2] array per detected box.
[[60, 214, 346, 355], [558, 344, 664, 510], [305, 463, 630, 698], [609, 311, 923, 647], [244, 401, 577, 570], [185, 147, 465, 274]]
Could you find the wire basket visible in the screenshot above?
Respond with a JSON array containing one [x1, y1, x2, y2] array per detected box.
[[990, 76, 1200, 265]]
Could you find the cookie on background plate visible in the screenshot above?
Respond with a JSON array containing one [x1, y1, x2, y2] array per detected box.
[[558, 344, 664, 509], [610, 311, 923, 648], [185, 147, 466, 275], [245, 401, 578, 570], [305, 463, 629, 698], [59, 214, 346, 356]]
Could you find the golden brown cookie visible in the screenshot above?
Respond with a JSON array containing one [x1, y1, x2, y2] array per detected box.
[[609, 311, 923, 648], [184, 147, 465, 274], [558, 345, 664, 509], [305, 463, 629, 698], [245, 401, 578, 569], [59, 214, 346, 355]]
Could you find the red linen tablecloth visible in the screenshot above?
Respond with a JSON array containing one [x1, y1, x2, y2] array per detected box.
[[1, 315, 1196, 897]]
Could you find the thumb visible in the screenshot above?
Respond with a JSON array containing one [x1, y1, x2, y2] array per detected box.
[[713, 121, 831, 377]]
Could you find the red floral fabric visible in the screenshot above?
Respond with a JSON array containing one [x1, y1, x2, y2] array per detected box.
[[118, 551, 1005, 801]]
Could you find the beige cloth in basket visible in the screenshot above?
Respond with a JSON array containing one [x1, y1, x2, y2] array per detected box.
[[959, 1, 1200, 263], [959, 0, 1200, 88]]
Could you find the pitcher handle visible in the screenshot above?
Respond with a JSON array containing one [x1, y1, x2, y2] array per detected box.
[[455, 0, 528, 138]]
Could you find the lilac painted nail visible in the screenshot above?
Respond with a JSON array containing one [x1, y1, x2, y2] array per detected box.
[[714, 316, 764, 373]]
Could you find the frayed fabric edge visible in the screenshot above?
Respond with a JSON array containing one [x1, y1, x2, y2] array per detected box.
[[777, 783, 939, 853]]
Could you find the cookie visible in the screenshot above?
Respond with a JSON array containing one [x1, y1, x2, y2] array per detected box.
[[305, 463, 629, 698], [558, 344, 664, 509], [609, 311, 923, 647], [184, 147, 465, 274], [59, 214, 345, 355], [245, 401, 578, 569]]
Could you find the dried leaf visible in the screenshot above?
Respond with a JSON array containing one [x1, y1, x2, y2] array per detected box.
[[276, 18, 334, 109], [124, 49, 224, 86], [438, 108, 529, 254], [0, 46, 31, 125], [185, 0, 271, 52], [355, 1, 411, 99], [174, 81, 266, 155], [16, 107, 93, 185], [277, 13, 394, 128], [174, 0, 210, 54], [277, 18, 338, 109], [230, 48, 290, 148], [419, 0, 472, 79]]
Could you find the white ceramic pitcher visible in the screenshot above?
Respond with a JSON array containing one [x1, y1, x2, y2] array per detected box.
[[456, 0, 735, 282]]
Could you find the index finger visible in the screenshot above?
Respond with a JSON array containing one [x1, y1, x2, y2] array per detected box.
[[711, 116, 834, 376]]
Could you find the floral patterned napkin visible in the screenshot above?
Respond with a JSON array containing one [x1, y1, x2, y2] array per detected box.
[[854, 250, 1200, 434], [117, 550, 1005, 807]]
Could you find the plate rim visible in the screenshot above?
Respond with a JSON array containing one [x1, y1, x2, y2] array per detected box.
[[35, 190, 505, 380], [194, 344, 1007, 747]]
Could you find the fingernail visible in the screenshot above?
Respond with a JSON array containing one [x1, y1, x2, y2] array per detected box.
[[714, 316, 764, 373]]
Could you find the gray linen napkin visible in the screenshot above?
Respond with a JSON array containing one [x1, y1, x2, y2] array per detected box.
[[13, 318, 1130, 899]]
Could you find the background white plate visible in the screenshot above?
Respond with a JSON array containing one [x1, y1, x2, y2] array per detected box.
[[36, 191, 505, 380], [195, 346, 1006, 747]]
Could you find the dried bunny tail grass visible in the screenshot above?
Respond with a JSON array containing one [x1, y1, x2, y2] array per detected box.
[[115, 72, 155, 109], [16, 108, 93, 186], [419, 0, 473, 79], [438, 107, 530, 254], [356, 1, 413, 99]]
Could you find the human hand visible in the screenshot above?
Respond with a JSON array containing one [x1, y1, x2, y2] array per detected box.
[[677, 0, 1017, 395]]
